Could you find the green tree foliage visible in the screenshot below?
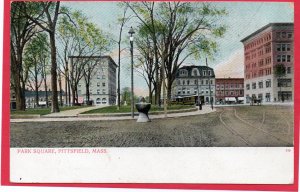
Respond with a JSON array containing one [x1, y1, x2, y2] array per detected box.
[[10, 2, 37, 110], [57, 9, 110, 105], [126, 2, 228, 103], [24, 33, 49, 107]]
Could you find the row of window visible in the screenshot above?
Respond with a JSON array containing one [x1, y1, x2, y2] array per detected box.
[[177, 89, 214, 95], [245, 44, 272, 60], [276, 43, 291, 52], [245, 33, 271, 51], [78, 89, 107, 95], [276, 32, 293, 39], [216, 90, 243, 96], [96, 98, 107, 104], [246, 78, 292, 90], [179, 69, 213, 77], [177, 79, 214, 86], [216, 84, 244, 89], [276, 55, 292, 62], [246, 80, 272, 90]]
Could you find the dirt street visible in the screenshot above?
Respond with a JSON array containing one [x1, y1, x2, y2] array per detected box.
[[10, 106, 294, 147]]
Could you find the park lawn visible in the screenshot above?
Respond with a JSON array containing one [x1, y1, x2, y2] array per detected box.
[[11, 106, 89, 116], [82, 104, 195, 114]]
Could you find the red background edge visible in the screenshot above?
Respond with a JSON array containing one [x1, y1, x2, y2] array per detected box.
[[1, 0, 299, 191]]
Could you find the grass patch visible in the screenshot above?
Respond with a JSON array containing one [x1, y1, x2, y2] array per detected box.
[[82, 105, 195, 114], [11, 106, 89, 116]]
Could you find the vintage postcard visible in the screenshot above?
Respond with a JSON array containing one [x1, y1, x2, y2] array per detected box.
[[2, 0, 298, 191]]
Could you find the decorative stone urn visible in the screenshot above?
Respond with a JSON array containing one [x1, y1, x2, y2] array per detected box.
[[135, 96, 151, 123]]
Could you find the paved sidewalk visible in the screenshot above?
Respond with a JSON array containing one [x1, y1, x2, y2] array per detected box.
[[11, 106, 216, 123], [43, 105, 106, 118]]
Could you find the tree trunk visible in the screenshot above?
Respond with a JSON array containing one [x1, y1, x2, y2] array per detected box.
[[149, 83, 152, 104], [117, 42, 121, 110], [86, 83, 90, 102], [49, 32, 59, 112], [64, 73, 68, 106], [58, 71, 63, 106], [45, 84, 48, 108], [72, 87, 76, 105], [34, 64, 39, 108], [167, 79, 172, 104]]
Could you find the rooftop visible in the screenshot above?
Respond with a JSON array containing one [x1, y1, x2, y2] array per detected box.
[[240, 23, 294, 43]]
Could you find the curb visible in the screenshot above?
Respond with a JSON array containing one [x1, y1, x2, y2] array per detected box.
[[78, 108, 197, 118], [10, 114, 41, 119]]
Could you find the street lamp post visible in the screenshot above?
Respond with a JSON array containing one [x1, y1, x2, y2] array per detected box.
[[129, 27, 135, 118], [206, 58, 213, 110]]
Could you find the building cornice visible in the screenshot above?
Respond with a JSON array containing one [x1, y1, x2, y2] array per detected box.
[[240, 23, 294, 43]]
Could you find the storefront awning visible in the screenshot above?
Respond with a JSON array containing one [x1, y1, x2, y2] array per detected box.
[[238, 97, 244, 101], [225, 97, 236, 102]]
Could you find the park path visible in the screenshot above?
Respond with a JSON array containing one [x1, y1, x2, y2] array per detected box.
[[11, 105, 216, 122], [43, 105, 106, 118]]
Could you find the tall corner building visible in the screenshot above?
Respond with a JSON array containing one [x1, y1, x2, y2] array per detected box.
[[241, 23, 294, 103]]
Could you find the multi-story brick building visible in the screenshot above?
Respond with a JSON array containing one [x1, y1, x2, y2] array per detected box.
[[70, 56, 117, 105], [241, 23, 294, 103], [173, 65, 215, 104], [215, 78, 244, 104]]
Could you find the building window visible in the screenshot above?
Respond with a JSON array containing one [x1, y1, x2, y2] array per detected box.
[[276, 32, 281, 38], [97, 82, 100, 87], [287, 44, 291, 51], [203, 70, 207, 76], [187, 88, 190, 94], [208, 70, 211, 76], [102, 89, 106, 94], [278, 79, 292, 87], [287, 33, 293, 38], [287, 55, 291, 62], [246, 84, 250, 90], [102, 98, 107, 104], [277, 55, 281, 62], [252, 82, 256, 89], [206, 80, 208, 85], [287, 67, 291, 74], [102, 75, 106, 79], [201, 80, 204, 85], [282, 55, 286, 62], [210, 80, 213, 85], [78, 84, 81, 87], [187, 80, 190, 85], [265, 93, 271, 102], [102, 82, 106, 87], [96, 98, 101, 104], [177, 80, 181, 85], [266, 79, 271, 88], [183, 80, 185, 85], [193, 69, 198, 76], [194, 80, 197, 85], [282, 32, 287, 38], [258, 81, 263, 89]]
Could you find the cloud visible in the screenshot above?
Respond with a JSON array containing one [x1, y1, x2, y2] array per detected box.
[[214, 49, 244, 78]]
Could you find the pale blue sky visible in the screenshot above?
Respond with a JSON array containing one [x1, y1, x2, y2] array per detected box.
[[61, 2, 294, 95]]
